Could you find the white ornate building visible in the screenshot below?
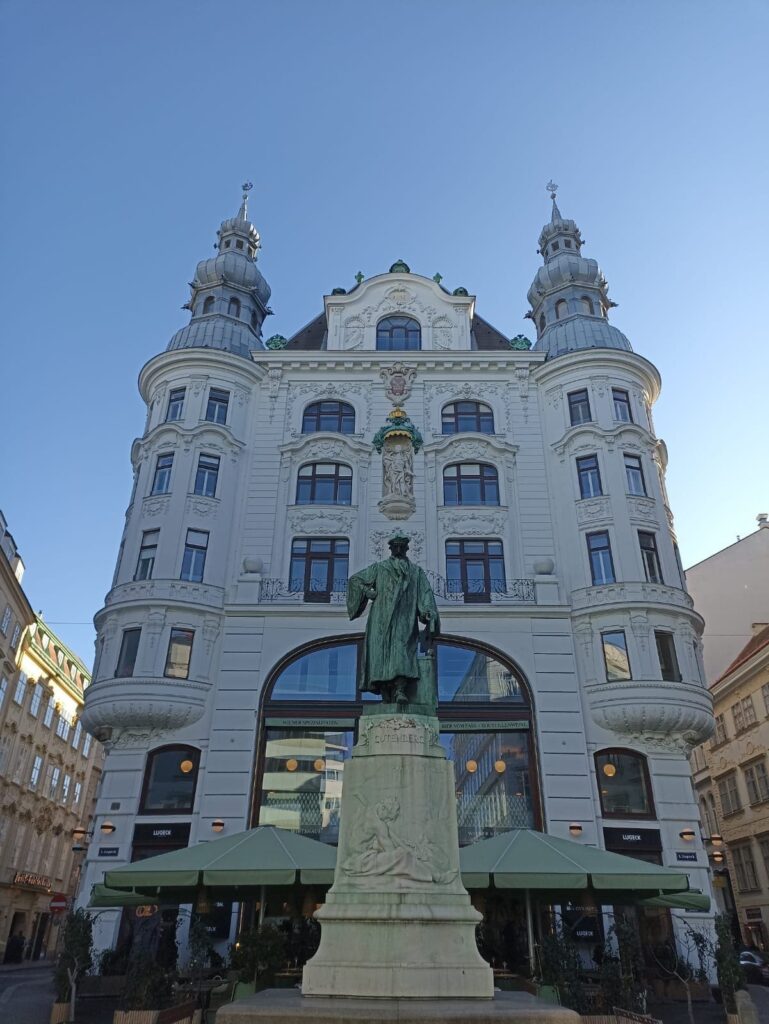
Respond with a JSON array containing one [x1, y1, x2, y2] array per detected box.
[[78, 187, 715, 962]]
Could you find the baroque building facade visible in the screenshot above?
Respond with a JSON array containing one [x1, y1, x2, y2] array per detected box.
[[0, 512, 102, 961], [78, 188, 715, 961]]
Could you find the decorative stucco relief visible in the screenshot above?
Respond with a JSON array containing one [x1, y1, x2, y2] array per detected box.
[[285, 382, 372, 437], [575, 497, 612, 525], [287, 507, 356, 535], [437, 508, 507, 536], [185, 495, 219, 518], [142, 495, 171, 518]]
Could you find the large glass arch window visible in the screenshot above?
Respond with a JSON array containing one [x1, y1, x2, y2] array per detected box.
[[376, 316, 421, 351], [441, 401, 495, 435], [595, 748, 655, 820], [256, 637, 537, 845], [302, 401, 355, 435], [443, 463, 500, 506], [139, 745, 200, 814]]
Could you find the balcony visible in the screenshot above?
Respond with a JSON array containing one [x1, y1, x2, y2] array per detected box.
[[80, 674, 211, 738], [584, 677, 714, 750], [571, 580, 695, 613], [256, 574, 535, 606], [258, 578, 348, 604]]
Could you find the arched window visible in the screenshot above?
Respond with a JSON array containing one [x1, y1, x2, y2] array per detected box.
[[595, 749, 655, 819], [296, 463, 352, 505], [257, 637, 535, 846], [708, 793, 719, 837], [139, 745, 200, 814], [443, 463, 499, 506], [302, 401, 355, 435], [203, 296, 215, 314], [228, 297, 241, 318], [699, 797, 713, 837], [555, 299, 568, 320], [376, 316, 421, 351], [580, 296, 594, 315], [441, 401, 494, 435], [538, 314, 546, 333]]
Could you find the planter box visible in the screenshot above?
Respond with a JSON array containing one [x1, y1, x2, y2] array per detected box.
[[113, 1012, 159, 1024], [50, 1004, 71, 1024]]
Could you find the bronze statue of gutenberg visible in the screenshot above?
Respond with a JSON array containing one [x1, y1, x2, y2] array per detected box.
[[346, 534, 440, 705]]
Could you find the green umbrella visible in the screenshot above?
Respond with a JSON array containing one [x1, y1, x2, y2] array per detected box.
[[637, 890, 710, 912], [459, 829, 690, 891], [104, 825, 337, 896], [88, 883, 154, 908]]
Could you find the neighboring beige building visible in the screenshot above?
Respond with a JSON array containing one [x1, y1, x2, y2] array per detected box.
[[686, 517, 769, 684], [0, 511, 102, 962], [691, 625, 769, 947]]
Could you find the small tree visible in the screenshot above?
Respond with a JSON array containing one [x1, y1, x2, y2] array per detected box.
[[652, 923, 712, 1024], [188, 914, 217, 995], [538, 925, 589, 1013], [54, 908, 94, 1021], [599, 914, 647, 1013], [714, 913, 745, 1015], [123, 951, 173, 1010], [228, 924, 287, 987]]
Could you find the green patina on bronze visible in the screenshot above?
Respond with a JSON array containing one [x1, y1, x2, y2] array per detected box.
[[346, 536, 439, 708]]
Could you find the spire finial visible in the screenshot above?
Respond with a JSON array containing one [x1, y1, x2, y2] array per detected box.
[[546, 179, 562, 222], [238, 180, 253, 220]]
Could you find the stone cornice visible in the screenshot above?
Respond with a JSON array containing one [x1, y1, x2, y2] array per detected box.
[[710, 644, 769, 702], [139, 348, 266, 401], [251, 351, 544, 372], [552, 421, 658, 459], [532, 347, 661, 402], [422, 434, 519, 459], [131, 421, 245, 468], [279, 432, 373, 458]]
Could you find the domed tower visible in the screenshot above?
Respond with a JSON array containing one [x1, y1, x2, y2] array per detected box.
[[168, 182, 272, 358], [531, 185, 713, 863]]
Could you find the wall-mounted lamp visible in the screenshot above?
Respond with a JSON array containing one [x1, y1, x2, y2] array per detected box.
[[709, 833, 723, 847], [72, 821, 117, 842], [100, 821, 116, 835], [569, 823, 583, 837], [679, 828, 696, 842], [211, 819, 225, 833], [712, 851, 725, 864]]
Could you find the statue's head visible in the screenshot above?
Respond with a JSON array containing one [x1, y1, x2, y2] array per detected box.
[[388, 532, 410, 559]]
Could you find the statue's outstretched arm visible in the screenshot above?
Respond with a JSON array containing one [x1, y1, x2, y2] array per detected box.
[[346, 565, 378, 620]]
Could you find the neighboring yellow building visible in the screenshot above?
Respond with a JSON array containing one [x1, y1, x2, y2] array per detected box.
[[0, 511, 102, 962], [691, 623, 769, 948]]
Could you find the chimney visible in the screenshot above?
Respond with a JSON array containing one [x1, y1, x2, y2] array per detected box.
[[758, 513, 769, 529]]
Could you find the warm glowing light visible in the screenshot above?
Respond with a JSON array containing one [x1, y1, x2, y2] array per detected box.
[[211, 819, 225, 833], [72, 827, 87, 841], [712, 851, 725, 863], [100, 821, 116, 835], [602, 763, 617, 778], [710, 834, 723, 847], [313, 759, 325, 772], [679, 828, 696, 842], [180, 759, 194, 774], [494, 760, 506, 774], [466, 760, 478, 774], [569, 823, 583, 837], [286, 758, 298, 772]]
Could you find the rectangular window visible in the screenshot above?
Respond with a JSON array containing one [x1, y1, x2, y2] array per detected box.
[[612, 388, 633, 422], [29, 754, 43, 789], [193, 454, 220, 498], [134, 529, 160, 581], [61, 774, 71, 804], [151, 453, 174, 495], [568, 389, 592, 426], [166, 387, 186, 422], [55, 713, 70, 742], [445, 539, 507, 604], [72, 720, 82, 750], [712, 713, 728, 746], [47, 765, 61, 799], [10, 624, 20, 648], [73, 781, 82, 807], [115, 628, 141, 678], [180, 529, 209, 582], [742, 696, 758, 728], [82, 733, 92, 758], [763, 683, 769, 717], [13, 672, 27, 705], [576, 455, 602, 499], [745, 761, 769, 805], [0, 676, 7, 708], [205, 387, 230, 425], [759, 838, 769, 882], [586, 531, 615, 585], [718, 772, 742, 816], [289, 537, 350, 603], [601, 631, 632, 681], [43, 696, 55, 728], [624, 454, 647, 495], [30, 683, 43, 717], [639, 531, 663, 584], [655, 631, 681, 681], [732, 701, 745, 733], [732, 844, 759, 891], [164, 628, 194, 679], [1, 605, 11, 634]]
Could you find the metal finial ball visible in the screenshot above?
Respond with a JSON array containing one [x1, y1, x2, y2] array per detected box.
[[546, 180, 558, 198], [242, 181, 253, 193]]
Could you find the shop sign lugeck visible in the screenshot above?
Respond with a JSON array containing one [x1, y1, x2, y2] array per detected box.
[[14, 871, 51, 890]]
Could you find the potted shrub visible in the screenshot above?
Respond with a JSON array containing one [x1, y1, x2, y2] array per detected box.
[[51, 908, 93, 1024], [113, 951, 173, 1024], [714, 913, 745, 1024], [228, 924, 287, 994]]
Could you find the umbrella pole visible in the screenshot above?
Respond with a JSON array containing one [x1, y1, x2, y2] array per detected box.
[[258, 884, 266, 928], [525, 889, 535, 976]]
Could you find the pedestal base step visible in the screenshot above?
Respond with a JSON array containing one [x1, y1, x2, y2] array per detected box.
[[215, 988, 580, 1024]]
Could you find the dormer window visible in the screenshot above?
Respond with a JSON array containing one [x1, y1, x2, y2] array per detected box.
[[376, 316, 421, 352], [565, 240, 572, 248], [555, 300, 568, 320], [551, 241, 559, 251], [580, 296, 594, 315], [236, 240, 244, 250], [228, 297, 241, 318], [203, 296, 215, 315], [538, 314, 546, 333], [224, 240, 231, 248]]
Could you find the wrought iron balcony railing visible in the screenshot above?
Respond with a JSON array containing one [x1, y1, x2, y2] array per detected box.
[[259, 577, 349, 604], [425, 571, 535, 604]]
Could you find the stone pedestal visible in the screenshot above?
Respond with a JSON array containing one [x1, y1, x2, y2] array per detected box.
[[302, 711, 493, 999]]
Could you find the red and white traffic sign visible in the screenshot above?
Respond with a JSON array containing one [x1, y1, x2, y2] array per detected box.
[[49, 894, 68, 914]]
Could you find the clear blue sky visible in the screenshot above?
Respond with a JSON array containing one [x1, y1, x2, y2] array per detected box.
[[2, 0, 767, 664]]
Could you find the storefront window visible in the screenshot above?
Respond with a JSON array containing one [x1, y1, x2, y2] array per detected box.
[[269, 644, 358, 702], [140, 745, 200, 814], [595, 749, 655, 819]]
